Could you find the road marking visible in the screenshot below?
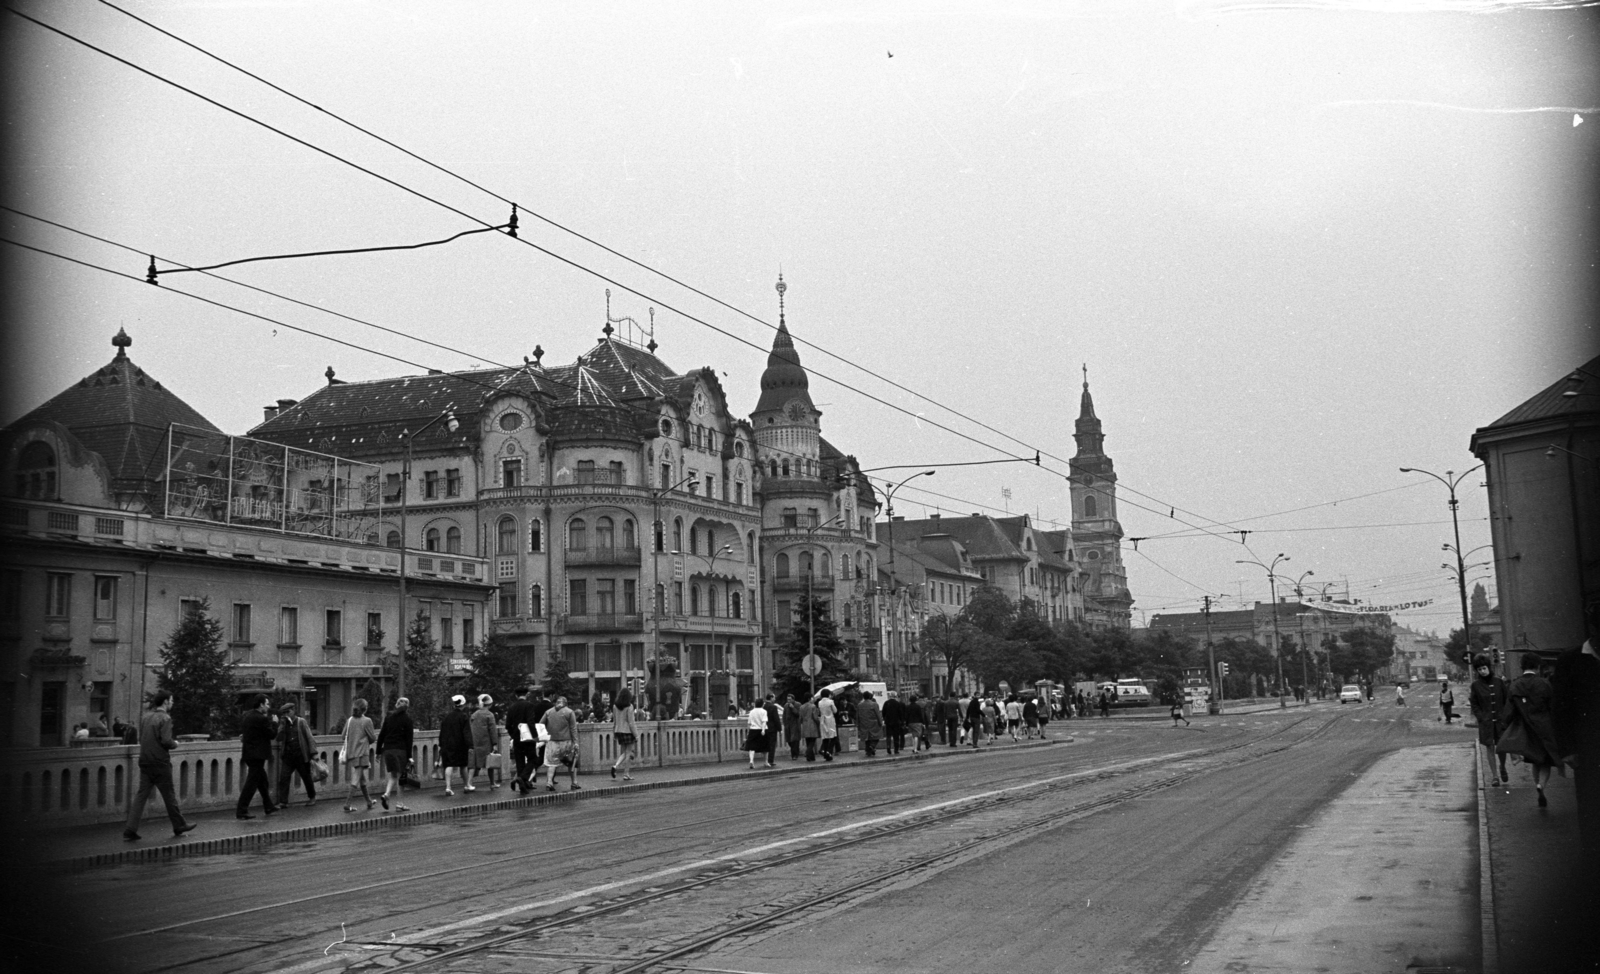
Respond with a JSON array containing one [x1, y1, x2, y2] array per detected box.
[[274, 747, 1210, 973]]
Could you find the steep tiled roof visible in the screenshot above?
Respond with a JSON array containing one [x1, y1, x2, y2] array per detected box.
[[888, 514, 1026, 562], [7, 329, 221, 489], [248, 340, 705, 458], [1475, 353, 1600, 433]]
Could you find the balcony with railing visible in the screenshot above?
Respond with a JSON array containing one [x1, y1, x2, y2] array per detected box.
[[563, 612, 645, 633], [564, 546, 643, 567], [772, 572, 835, 593]]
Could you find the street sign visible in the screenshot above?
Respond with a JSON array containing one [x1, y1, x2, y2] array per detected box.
[[800, 653, 823, 676]]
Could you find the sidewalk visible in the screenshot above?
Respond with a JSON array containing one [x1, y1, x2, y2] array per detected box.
[[1479, 751, 1598, 974], [17, 735, 1063, 871]]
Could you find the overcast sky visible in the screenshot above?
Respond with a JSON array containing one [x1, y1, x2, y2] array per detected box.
[[5, 1, 1597, 633]]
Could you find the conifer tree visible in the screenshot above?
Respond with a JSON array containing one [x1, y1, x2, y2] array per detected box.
[[156, 598, 236, 737]]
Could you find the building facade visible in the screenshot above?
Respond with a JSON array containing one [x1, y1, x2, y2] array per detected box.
[[0, 332, 489, 744], [883, 513, 1085, 625], [253, 325, 766, 715], [1470, 354, 1599, 671]]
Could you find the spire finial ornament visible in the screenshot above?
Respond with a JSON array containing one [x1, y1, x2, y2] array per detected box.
[[603, 289, 614, 338], [647, 307, 658, 353], [112, 327, 132, 357], [776, 271, 787, 326], [1082, 362, 1088, 389], [532, 345, 544, 367]]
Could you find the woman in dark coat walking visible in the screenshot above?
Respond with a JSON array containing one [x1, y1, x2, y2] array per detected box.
[[438, 695, 472, 796], [1500, 656, 1563, 806], [1470, 654, 1509, 784]]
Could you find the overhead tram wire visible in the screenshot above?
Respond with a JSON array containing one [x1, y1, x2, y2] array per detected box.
[[8, 212, 993, 482], [72, 1, 1270, 544], [1130, 482, 1432, 542], [25, 6, 1274, 551], [6, 8, 1051, 471]]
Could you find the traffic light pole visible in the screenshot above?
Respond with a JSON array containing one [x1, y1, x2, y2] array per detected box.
[[1203, 595, 1220, 714]]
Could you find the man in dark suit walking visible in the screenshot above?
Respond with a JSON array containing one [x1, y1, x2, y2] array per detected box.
[[235, 694, 278, 819]]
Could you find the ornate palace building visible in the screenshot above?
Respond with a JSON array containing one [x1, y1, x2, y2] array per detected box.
[[252, 312, 766, 717]]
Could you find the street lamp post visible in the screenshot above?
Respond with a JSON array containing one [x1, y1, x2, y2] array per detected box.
[[1284, 570, 1315, 705], [650, 473, 699, 707], [1400, 465, 1483, 668], [675, 543, 733, 714], [801, 513, 845, 699], [397, 407, 459, 702], [1237, 554, 1290, 709], [882, 471, 935, 694]]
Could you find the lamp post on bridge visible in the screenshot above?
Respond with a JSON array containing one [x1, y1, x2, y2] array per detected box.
[[1237, 554, 1290, 709], [397, 407, 458, 701]]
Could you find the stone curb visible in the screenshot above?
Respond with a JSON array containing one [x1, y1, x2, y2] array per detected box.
[[1474, 742, 1499, 974], [40, 737, 1064, 872]]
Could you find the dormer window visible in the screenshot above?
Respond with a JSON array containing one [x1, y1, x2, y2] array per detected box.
[[15, 441, 56, 499], [499, 412, 524, 431]]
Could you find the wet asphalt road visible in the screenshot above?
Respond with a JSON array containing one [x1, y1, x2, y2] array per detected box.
[[32, 705, 1433, 974]]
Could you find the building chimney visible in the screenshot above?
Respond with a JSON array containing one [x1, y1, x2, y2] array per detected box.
[[930, 512, 940, 521], [277, 399, 298, 412], [263, 404, 279, 422]]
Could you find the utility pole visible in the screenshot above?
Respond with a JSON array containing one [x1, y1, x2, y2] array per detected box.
[[1203, 594, 1220, 714]]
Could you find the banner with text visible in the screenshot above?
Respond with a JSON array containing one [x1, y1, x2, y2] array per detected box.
[[1302, 598, 1432, 616]]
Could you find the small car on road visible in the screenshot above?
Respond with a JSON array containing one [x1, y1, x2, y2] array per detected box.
[[1339, 684, 1363, 704]]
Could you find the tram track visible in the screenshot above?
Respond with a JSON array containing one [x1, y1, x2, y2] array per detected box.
[[348, 710, 1345, 974]]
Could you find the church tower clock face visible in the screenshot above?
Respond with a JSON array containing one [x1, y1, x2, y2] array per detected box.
[[785, 399, 807, 422]]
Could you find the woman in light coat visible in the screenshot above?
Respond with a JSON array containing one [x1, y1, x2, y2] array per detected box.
[[816, 689, 839, 760], [341, 698, 378, 812]]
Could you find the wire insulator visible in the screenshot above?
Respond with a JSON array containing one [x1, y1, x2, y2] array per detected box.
[[146, 255, 158, 284], [507, 203, 518, 238]]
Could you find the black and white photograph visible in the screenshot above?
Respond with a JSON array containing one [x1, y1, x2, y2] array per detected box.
[[1, 2, 1597, 972]]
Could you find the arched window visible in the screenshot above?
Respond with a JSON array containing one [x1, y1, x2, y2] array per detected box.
[[707, 584, 719, 618], [690, 584, 701, 616], [781, 459, 791, 477], [689, 524, 699, 554], [855, 553, 864, 578], [776, 553, 790, 578], [706, 528, 716, 554], [16, 441, 56, 499], [799, 551, 814, 576], [654, 520, 665, 552], [770, 460, 778, 478], [840, 557, 851, 580], [595, 516, 614, 548], [497, 516, 517, 555], [386, 530, 401, 549], [446, 526, 461, 553], [623, 519, 636, 550], [673, 518, 683, 552], [1084, 495, 1097, 517], [731, 590, 743, 619], [866, 555, 874, 577], [569, 518, 587, 550], [530, 584, 543, 618], [424, 528, 440, 552], [821, 552, 832, 577], [747, 532, 756, 561]]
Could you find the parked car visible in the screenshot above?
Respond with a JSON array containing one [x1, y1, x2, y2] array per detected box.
[[1339, 684, 1363, 704], [1112, 678, 1153, 708]]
